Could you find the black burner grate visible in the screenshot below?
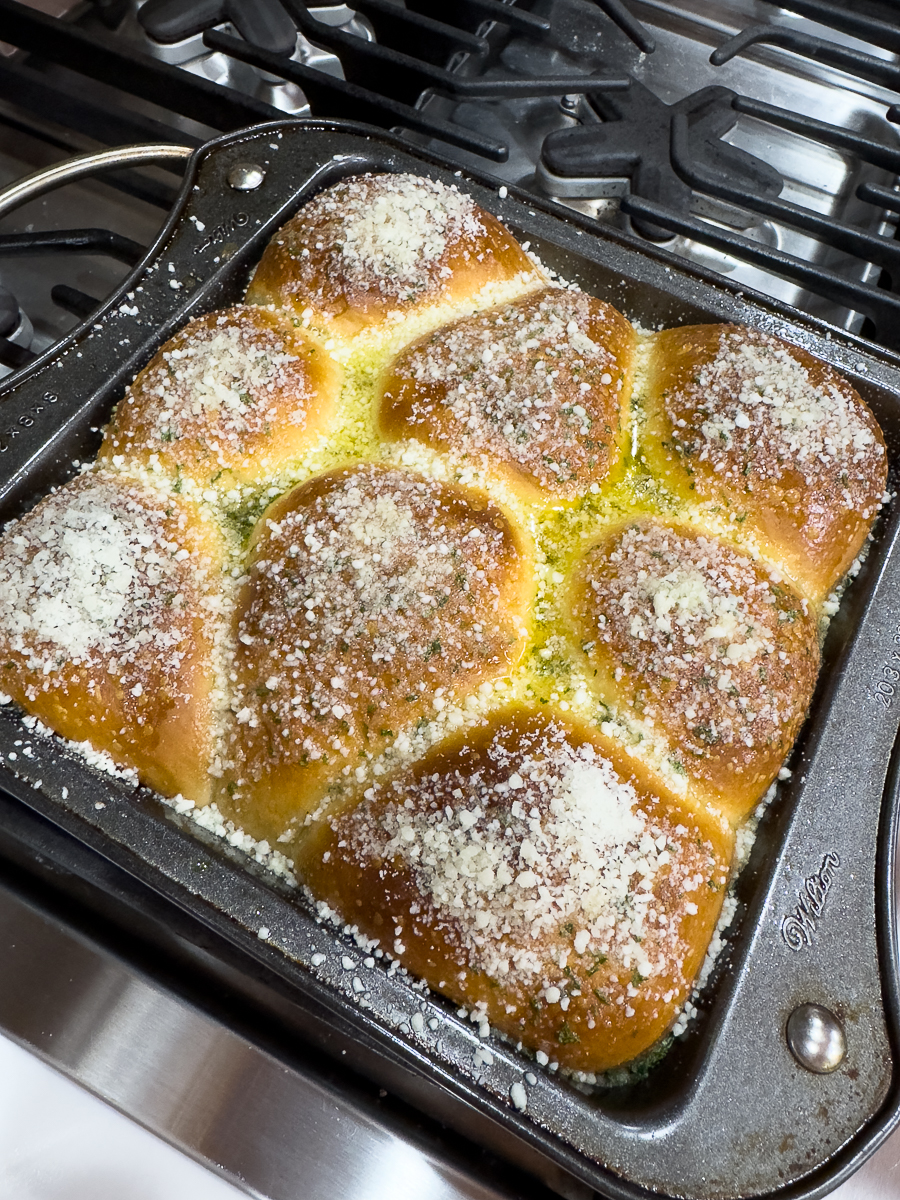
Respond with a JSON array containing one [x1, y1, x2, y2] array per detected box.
[[0, 0, 899, 351], [712, 0, 900, 91], [605, 91, 900, 349], [138, 0, 299, 56], [0, 0, 633, 362], [541, 82, 784, 242]]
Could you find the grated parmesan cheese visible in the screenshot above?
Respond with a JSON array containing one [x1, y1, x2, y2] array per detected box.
[[382, 287, 632, 496], [341, 717, 717, 989]]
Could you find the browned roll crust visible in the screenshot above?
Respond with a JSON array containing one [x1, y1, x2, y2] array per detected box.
[[218, 463, 533, 844], [642, 324, 887, 600], [297, 706, 733, 1073], [567, 520, 820, 823], [99, 305, 341, 492], [379, 286, 636, 501], [245, 173, 542, 342], [0, 470, 225, 803]]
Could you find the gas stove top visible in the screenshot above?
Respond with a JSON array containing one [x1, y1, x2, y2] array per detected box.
[[2, 0, 900, 377]]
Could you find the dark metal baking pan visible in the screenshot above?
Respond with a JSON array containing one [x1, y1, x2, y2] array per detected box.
[[0, 119, 898, 1200]]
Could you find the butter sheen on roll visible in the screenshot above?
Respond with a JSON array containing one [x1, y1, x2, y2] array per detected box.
[[567, 520, 820, 823], [379, 286, 636, 501], [641, 323, 887, 600], [220, 462, 532, 845], [0, 170, 887, 1079]]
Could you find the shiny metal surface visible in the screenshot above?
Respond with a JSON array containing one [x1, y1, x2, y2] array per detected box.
[[116, 2, 373, 115], [786, 1003, 848, 1074], [0, 1033, 250, 1200], [0, 146, 193, 220], [226, 162, 267, 191], [426, 0, 900, 334], [0, 870, 898, 1200], [0, 879, 513, 1200]]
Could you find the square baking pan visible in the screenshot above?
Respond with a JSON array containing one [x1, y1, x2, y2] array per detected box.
[[0, 119, 898, 1200]]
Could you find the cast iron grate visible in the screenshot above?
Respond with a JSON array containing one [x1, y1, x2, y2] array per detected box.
[[0, 0, 899, 351], [604, 94, 900, 351], [0, 0, 635, 354], [541, 82, 785, 242], [0, 230, 146, 369], [711, 0, 900, 92], [535, 0, 900, 350]]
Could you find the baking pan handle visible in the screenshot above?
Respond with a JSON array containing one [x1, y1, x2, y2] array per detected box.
[[0, 144, 193, 219], [0, 143, 196, 518], [0, 128, 383, 521]]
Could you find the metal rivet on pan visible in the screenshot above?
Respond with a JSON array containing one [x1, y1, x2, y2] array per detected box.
[[786, 1003, 846, 1074], [227, 162, 265, 191]]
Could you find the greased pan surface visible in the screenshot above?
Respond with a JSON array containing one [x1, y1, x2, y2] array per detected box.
[[0, 121, 898, 1200]]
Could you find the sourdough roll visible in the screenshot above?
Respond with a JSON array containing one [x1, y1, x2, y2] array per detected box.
[[218, 463, 532, 844], [379, 286, 636, 502], [99, 305, 341, 493], [297, 707, 733, 1073], [245, 173, 543, 348], [0, 470, 226, 803], [641, 324, 887, 600], [567, 519, 820, 823]]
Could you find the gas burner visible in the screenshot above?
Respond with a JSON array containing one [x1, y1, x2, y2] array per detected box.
[[118, 1, 368, 113], [539, 82, 784, 242], [1, 0, 900, 355]]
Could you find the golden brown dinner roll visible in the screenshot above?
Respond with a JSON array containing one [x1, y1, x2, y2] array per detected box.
[[297, 706, 733, 1073], [0, 470, 226, 803], [379, 286, 636, 501], [99, 305, 342, 493], [567, 519, 820, 823], [245, 172, 543, 346], [641, 324, 887, 600], [217, 463, 533, 844]]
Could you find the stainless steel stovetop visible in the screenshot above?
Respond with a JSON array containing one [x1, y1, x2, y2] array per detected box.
[[421, 0, 900, 332]]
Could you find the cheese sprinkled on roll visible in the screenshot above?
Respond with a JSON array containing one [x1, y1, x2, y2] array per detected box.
[[298, 708, 733, 1071], [380, 286, 635, 499]]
